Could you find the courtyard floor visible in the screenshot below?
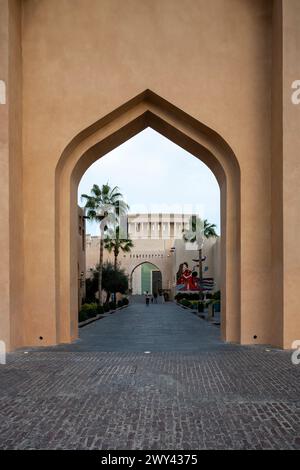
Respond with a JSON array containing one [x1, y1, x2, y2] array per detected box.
[[0, 302, 299, 449]]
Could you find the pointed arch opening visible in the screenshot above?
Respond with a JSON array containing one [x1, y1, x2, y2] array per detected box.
[[55, 90, 240, 345], [129, 261, 162, 296]]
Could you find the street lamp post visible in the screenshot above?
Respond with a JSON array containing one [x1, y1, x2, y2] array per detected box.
[[197, 236, 204, 305], [97, 212, 108, 306]]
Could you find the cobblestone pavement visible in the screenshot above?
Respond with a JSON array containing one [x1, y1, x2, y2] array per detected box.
[[0, 303, 299, 450], [39, 302, 226, 352]]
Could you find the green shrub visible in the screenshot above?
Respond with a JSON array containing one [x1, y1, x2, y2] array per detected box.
[[176, 292, 204, 301], [79, 303, 97, 321], [212, 290, 221, 301], [122, 297, 129, 305], [96, 305, 104, 315], [103, 303, 110, 313], [181, 299, 191, 308], [78, 310, 88, 322], [109, 301, 116, 310], [87, 303, 98, 318], [190, 293, 201, 301]]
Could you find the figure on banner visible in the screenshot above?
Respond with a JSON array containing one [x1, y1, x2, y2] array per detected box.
[[176, 262, 199, 291]]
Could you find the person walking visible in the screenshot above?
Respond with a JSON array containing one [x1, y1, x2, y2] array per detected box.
[[159, 289, 165, 304], [145, 291, 150, 306]]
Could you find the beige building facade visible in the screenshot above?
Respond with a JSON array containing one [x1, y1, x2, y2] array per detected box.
[[85, 214, 221, 298], [1, 0, 300, 350]]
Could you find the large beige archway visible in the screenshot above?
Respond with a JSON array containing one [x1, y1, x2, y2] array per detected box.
[[2, 1, 300, 352], [55, 90, 240, 346]]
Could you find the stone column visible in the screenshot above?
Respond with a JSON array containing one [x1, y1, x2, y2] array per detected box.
[[281, 0, 300, 348], [271, 0, 300, 348], [0, 0, 23, 351]]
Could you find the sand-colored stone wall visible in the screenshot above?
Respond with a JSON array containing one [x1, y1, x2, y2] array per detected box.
[[0, 0, 23, 351], [0, 0, 299, 349], [20, 0, 273, 347]]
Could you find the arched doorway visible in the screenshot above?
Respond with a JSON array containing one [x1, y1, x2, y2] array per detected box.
[[55, 90, 240, 345], [130, 262, 162, 296]]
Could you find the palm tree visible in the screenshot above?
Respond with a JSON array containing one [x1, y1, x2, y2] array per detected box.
[[81, 184, 127, 305], [104, 226, 134, 270], [183, 216, 218, 283]]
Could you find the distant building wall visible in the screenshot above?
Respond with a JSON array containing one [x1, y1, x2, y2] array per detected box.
[[85, 214, 221, 298], [132, 265, 142, 294]]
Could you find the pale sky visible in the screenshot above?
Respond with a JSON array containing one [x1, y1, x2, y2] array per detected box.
[[78, 128, 220, 235]]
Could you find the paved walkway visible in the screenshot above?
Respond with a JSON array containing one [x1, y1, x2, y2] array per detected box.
[[0, 302, 299, 449], [45, 301, 225, 352]]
